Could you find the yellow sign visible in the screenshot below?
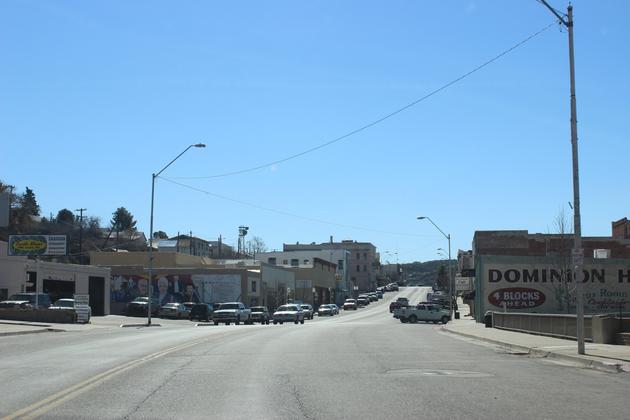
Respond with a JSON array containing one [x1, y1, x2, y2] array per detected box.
[[12, 239, 47, 252]]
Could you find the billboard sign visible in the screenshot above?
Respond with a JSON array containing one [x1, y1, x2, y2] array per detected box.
[[8, 235, 67, 256], [480, 256, 630, 315]]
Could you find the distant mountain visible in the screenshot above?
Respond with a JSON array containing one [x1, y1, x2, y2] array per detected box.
[[403, 260, 454, 286]]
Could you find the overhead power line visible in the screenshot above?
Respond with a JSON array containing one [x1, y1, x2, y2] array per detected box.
[[173, 22, 556, 180], [159, 177, 437, 238]]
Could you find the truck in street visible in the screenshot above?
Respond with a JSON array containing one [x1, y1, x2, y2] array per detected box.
[[395, 303, 450, 324], [212, 302, 252, 325]]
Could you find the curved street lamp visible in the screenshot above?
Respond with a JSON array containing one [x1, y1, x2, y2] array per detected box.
[[418, 216, 453, 319], [147, 143, 206, 326]]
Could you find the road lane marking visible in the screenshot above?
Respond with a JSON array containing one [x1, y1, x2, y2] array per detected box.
[[2, 335, 216, 420]]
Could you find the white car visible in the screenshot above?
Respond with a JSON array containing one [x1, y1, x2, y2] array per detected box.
[[49, 298, 91, 323], [343, 299, 358, 310], [272, 304, 305, 324], [317, 304, 335, 316]]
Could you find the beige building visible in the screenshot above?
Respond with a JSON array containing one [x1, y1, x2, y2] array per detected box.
[[1, 242, 111, 315], [284, 258, 337, 306], [284, 239, 378, 293]]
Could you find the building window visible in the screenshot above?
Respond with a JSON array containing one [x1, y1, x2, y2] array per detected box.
[[356, 265, 360, 272], [363, 252, 367, 259], [363, 265, 367, 272], [283, 259, 289, 265], [338, 260, 344, 270], [356, 253, 360, 260], [268, 257, 276, 265], [303, 259, 310, 265], [252, 281, 257, 293], [291, 259, 299, 267]]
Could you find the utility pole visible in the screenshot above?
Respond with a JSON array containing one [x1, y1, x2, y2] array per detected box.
[[539, 1, 585, 355], [75, 208, 87, 264]]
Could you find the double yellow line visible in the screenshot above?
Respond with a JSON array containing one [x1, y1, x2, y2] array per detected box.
[[3, 337, 209, 419]]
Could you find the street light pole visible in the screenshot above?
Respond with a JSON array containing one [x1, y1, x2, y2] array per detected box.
[[418, 216, 453, 319], [147, 143, 206, 326], [538, 1, 585, 355]]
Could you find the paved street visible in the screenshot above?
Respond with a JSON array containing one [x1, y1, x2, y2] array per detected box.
[[1, 287, 629, 420]]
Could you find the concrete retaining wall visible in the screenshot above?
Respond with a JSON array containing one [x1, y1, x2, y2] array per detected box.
[[492, 312, 593, 342], [0, 309, 77, 323]]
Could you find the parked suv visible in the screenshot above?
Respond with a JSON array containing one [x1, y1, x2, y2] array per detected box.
[[250, 306, 271, 324], [189, 303, 213, 322], [300, 304, 314, 320]]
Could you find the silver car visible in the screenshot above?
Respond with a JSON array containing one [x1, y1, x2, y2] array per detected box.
[[272, 304, 305, 324]]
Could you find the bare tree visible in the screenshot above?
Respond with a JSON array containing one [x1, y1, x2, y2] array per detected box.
[[246, 236, 267, 257], [549, 206, 575, 313]]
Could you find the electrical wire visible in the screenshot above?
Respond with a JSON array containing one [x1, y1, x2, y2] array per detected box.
[[159, 176, 437, 238], [173, 22, 556, 180]]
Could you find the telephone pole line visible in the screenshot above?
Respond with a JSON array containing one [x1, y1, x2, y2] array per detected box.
[[75, 208, 87, 264], [538, 1, 585, 355]]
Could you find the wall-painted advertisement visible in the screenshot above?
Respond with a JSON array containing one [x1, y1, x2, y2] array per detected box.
[[111, 273, 242, 306], [480, 256, 630, 315]]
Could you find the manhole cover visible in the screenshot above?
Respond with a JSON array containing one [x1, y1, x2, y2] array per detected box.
[[385, 369, 492, 378]]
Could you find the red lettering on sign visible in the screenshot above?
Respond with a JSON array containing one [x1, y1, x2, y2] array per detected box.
[[488, 287, 546, 309]]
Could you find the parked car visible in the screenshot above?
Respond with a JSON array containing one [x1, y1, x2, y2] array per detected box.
[[376, 291, 383, 299], [49, 298, 92, 323], [300, 304, 314, 320], [317, 304, 335, 316], [329, 304, 340, 314], [212, 302, 251, 325], [395, 303, 451, 324], [181, 302, 195, 316], [250, 306, 271, 324], [367, 293, 378, 302], [126, 297, 159, 317], [0, 293, 52, 309], [272, 304, 305, 324], [343, 299, 358, 310], [189, 303, 214, 322], [357, 297, 370, 306], [160, 302, 188, 319]]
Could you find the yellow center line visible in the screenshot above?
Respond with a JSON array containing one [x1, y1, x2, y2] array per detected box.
[[2, 330, 242, 420]]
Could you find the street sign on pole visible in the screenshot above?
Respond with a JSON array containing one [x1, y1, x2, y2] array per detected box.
[[572, 248, 584, 267]]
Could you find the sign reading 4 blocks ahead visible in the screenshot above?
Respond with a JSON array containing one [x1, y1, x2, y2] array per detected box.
[[8, 235, 67, 256]]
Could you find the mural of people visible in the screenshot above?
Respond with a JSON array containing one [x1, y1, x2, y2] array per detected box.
[[181, 283, 200, 303], [156, 276, 175, 306]]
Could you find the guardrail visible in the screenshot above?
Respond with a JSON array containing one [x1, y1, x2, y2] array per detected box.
[[492, 312, 593, 342]]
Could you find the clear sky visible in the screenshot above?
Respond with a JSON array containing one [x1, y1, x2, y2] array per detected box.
[[2, 1, 628, 263]]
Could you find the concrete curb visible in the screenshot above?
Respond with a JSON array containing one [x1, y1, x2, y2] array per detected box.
[[0, 321, 52, 328], [441, 326, 626, 374], [119, 323, 162, 328], [0, 328, 65, 337]]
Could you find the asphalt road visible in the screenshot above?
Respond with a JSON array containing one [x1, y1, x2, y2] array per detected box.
[[1, 287, 629, 419]]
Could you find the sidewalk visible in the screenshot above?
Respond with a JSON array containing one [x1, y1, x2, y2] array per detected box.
[[443, 301, 630, 373], [0, 315, 194, 337]]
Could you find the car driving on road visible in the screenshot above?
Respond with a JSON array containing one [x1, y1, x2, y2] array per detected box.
[[272, 304, 305, 324]]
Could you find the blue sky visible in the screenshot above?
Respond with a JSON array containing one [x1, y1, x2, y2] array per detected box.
[[2, 1, 628, 263]]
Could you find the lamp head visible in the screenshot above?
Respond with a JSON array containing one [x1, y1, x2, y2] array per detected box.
[[193, 143, 206, 148], [417, 216, 426, 220]]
